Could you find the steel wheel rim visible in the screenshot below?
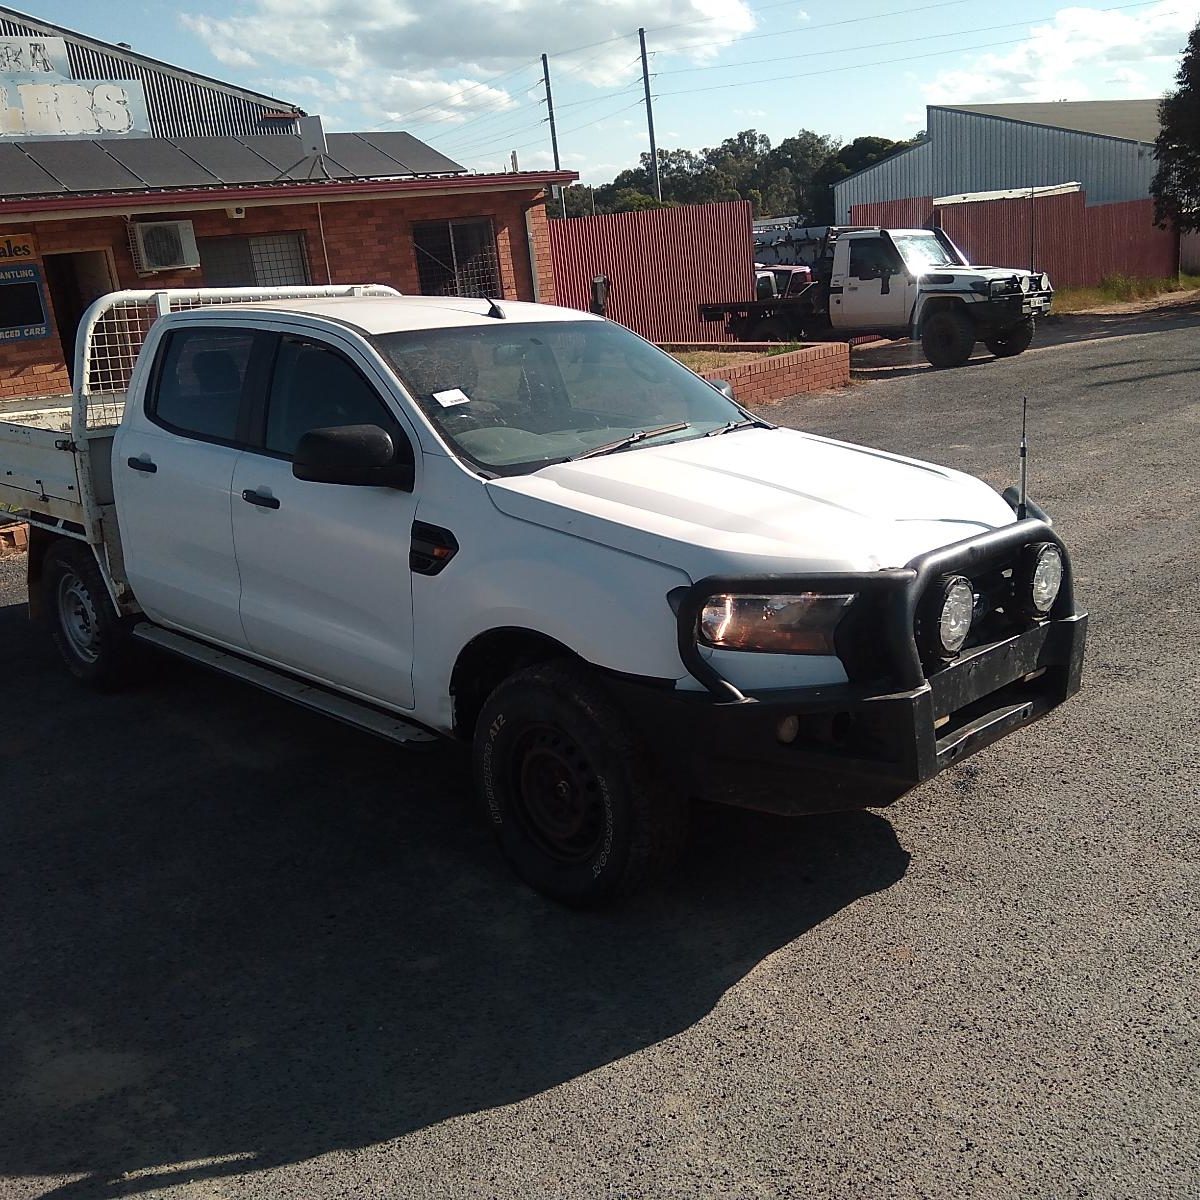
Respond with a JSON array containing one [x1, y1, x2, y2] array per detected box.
[[57, 571, 101, 663], [511, 724, 605, 863]]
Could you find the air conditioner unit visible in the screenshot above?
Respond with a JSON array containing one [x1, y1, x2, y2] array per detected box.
[[129, 220, 200, 274]]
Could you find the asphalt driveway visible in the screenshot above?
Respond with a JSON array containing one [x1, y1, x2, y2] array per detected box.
[[1, 305, 1197, 1199]]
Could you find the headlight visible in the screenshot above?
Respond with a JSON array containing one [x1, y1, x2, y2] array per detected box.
[[1015, 542, 1063, 617], [699, 592, 855, 655], [917, 575, 974, 662]]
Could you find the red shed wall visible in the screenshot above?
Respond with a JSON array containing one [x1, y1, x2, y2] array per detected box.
[[850, 192, 1178, 288], [548, 201, 754, 343]]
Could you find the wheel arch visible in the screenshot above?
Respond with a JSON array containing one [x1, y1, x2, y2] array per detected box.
[[26, 529, 94, 621], [913, 292, 970, 333], [450, 626, 582, 740]]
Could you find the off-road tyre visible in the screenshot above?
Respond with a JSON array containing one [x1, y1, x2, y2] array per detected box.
[[920, 307, 976, 368], [473, 659, 686, 906], [43, 541, 136, 690], [985, 317, 1036, 358]]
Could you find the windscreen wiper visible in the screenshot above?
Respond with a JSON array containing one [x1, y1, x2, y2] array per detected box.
[[572, 422, 690, 461], [705, 416, 772, 436]]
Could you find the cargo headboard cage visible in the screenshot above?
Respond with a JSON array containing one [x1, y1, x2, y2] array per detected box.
[[74, 285, 402, 438]]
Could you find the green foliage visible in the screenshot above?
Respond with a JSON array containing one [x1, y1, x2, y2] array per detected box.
[[548, 126, 918, 220], [1152, 17, 1200, 232]]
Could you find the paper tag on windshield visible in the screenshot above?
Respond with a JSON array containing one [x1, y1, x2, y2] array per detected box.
[[432, 387, 471, 407]]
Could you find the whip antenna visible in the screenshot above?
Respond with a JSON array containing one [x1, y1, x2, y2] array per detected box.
[[1018, 396, 1028, 520]]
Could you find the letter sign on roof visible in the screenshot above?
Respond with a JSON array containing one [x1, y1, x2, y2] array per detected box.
[[0, 36, 151, 138]]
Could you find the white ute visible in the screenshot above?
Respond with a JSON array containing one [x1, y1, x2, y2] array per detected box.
[[0, 286, 1087, 905]]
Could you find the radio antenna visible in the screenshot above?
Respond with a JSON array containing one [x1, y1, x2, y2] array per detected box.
[[1017, 396, 1028, 520]]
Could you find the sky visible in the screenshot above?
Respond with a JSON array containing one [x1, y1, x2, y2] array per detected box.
[[17, 0, 1200, 182]]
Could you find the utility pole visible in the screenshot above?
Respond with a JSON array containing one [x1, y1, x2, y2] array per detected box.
[[638, 27, 661, 202], [542, 52, 565, 217]]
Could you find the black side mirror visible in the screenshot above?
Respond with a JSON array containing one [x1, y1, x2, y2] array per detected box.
[[292, 424, 415, 491], [709, 379, 735, 401]]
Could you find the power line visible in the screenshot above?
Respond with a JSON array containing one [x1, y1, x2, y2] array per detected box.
[[653, 1, 1162, 78]]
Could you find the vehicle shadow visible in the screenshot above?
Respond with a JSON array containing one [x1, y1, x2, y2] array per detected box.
[[0, 601, 910, 1198], [849, 296, 1200, 379]]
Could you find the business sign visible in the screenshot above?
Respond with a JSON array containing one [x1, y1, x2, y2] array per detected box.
[[0, 260, 51, 341], [0, 36, 151, 137]]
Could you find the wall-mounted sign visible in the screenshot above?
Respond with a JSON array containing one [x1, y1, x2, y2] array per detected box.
[[0, 232, 37, 261], [0, 262, 51, 341], [0, 36, 151, 138]]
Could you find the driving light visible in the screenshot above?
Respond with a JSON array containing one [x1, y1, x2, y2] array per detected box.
[[1016, 542, 1063, 617], [699, 593, 855, 655], [917, 575, 974, 662], [1019, 274, 1032, 293]]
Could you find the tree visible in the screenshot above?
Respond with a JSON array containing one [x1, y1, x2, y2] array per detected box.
[[806, 135, 922, 224], [1152, 17, 1200, 233]]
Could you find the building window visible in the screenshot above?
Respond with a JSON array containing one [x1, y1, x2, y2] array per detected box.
[[199, 233, 310, 287], [413, 218, 500, 297]]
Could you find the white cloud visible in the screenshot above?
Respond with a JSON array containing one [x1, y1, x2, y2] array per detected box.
[[180, 0, 754, 126], [922, 2, 1200, 105]]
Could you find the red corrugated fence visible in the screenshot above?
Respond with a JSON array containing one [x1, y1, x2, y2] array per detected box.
[[850, 192, 1178, 288], [548, 201, 754, 342]]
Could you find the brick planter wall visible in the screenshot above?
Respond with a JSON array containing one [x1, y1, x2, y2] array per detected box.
[[661, 341, 850, 405]]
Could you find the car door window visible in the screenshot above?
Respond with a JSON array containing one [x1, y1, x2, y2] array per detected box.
[[149, 328, 256, 443], [849, 238, 900, 281], [264, 337, 395, 457]]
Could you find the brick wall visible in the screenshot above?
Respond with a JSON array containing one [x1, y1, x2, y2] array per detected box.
[[661, 341, 850, 405], [0, 186, 550, 400]]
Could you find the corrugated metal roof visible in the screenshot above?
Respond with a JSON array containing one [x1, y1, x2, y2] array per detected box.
[[938, 100, 1161, 144]]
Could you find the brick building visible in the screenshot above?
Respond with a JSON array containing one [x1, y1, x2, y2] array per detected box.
[[0, 7, 574, 401]]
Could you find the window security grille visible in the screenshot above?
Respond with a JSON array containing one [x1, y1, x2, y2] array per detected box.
[[413, 219, 501, 298], [198, 233, 310, 288]]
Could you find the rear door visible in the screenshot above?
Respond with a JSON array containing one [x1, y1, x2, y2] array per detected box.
[[114, 325, 265, 648], [230, 331, 419, 709]]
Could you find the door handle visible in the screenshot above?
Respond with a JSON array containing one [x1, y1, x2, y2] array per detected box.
[[127, 456, 157, 473], [241, 489, 280, 510]]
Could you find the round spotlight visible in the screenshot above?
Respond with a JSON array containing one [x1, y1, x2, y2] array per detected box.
[[1016, 542, 1063, 617], [917, 575, 975, 663]]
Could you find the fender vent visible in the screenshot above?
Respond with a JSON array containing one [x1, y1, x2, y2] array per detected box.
[[410, 521, 458, 576]]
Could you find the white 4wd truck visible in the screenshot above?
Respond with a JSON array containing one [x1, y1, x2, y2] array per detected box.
[[1, 286, 1086, 905], [703, 226, 1053, 368]]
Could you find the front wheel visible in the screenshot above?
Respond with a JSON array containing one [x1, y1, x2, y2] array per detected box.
[[473, 660, 686, 906], [43, 541, 135, 690], [985, 317, 1036, 358], [920, 307, 976, 368]]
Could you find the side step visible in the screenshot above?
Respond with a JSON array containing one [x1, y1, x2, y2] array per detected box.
[[131, 624, 436, 746]]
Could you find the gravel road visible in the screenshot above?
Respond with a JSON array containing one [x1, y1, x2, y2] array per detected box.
[[1, 304, 1197, 1200]]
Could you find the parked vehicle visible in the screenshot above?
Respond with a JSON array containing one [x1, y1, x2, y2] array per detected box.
[[1, 286, 1086, 905], [703, 226, 1054, 367]]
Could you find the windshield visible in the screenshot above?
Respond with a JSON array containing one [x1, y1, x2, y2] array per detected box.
[[375, 320, 745, 475], [890, 232, 963, 271]]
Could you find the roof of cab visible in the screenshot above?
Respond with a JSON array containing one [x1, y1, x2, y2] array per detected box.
[[194, 295, 600, 334]]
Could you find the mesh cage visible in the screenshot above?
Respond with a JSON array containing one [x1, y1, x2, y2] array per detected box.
[[77, 286, 400, 434]]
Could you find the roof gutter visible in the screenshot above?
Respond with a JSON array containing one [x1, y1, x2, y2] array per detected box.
[[0, 170, 580, 222]]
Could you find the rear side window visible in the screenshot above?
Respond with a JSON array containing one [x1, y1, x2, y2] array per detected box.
[[150, 328, 256, 442], [264, 337, 393, 457]]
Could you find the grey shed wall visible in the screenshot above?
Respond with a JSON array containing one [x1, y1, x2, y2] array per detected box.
[[834, 106, 1156, 221]]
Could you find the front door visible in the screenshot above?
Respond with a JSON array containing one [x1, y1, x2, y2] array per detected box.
[[833, 236, 913, 330], [231, 333, 418, 710], [114, 325, 259, 649]]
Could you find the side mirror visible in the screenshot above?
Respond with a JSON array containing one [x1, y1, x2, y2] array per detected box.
[[709, 379, 735, 401], [293, 424, 414, 491]]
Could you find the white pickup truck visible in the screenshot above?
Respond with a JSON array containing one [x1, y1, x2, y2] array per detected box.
[[704, 226, 1054, 367], [1, 286, 1087, 905]]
